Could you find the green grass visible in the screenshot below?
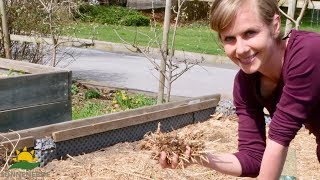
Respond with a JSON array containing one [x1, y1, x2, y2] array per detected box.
[[112, 90, 157, 110], [64, 10, 320, 56], [72, 101, 108, 120], [64, 21, 320, 55], [71, 85, 157, 120], [64, 22, 224, 55]]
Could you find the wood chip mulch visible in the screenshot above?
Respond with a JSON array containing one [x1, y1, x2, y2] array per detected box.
[[35, 113, 320, 179]]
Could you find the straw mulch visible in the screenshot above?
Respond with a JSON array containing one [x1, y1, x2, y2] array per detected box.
[[40, 113, 319, 180]]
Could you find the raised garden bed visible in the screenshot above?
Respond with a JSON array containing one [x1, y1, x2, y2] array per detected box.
[[0, 93, 220, 167], [42, 115, 320, 179], [0, 58, 72, 132]]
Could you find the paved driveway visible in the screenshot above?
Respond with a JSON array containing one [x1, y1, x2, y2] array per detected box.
[[58, 48, 239, 98]]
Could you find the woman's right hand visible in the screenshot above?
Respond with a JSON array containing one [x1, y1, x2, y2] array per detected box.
[[159, 146, 192, 169]]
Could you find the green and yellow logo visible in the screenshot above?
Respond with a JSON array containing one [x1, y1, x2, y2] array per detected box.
[[10, 147, 40, 170]]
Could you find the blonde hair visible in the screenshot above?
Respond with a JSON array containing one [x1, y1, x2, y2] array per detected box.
[[210, 0, 282, 40]]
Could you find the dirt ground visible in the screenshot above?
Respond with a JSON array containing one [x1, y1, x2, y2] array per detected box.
[[39, 114, 319, 180]]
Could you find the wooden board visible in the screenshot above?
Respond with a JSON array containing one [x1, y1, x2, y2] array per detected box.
[[0, 101, 71, 132], [0, 71, 69, 111], [0, 58, 67, 74], [52, 99, 216, 142], [127, 0, 320, 11], [279, 0, 320, 9], [126, 0, 166, 9], [0, 94, 220, 141], [0, 136, 34, 153]]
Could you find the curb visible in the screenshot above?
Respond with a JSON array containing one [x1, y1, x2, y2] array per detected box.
[[10, 34, 239, 69], [79, 39, 238, 69], [75, 79, 192, 102]]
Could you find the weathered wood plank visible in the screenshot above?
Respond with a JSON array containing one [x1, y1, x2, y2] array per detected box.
[[127, 0, 166, 9], [0, 101, 71, 132], [127, 0, 320, 10], [0, 94, 220, 141], [0, 136, 34, 153], [279, 0, 320, 9], [52, 99, 216, 142], [0, 58, 67, 74], [0, 71, 69, 111]]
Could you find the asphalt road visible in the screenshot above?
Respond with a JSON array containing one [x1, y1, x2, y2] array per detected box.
[[57, 48, 239, 98]]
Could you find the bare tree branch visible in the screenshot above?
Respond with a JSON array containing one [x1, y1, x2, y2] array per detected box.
[[295, 0, 310, 29], [0, 132, 21, 172]]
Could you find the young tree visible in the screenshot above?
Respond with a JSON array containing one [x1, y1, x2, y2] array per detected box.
[[115, 0, 204, 103], [37, 0, 81, 66], [0, 0, 11, 59], [279, 0, 312, 35], [2, 0, 87, 66], [158, 0, 172, 104]]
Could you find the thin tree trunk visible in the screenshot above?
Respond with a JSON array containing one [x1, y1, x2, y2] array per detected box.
[[0, 0, 11, 59], [166, 73, 172, 102], [52, 37, 57, 66], [48, 1, 57, 67], [157, 0, 172, 104]]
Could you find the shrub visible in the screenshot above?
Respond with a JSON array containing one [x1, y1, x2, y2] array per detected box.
[[120, 14, 150, 26], [76, 5, 150, 26], [71, 84, 79, 95], [85, 89, 101, 99], [112, 90, 156, 110]]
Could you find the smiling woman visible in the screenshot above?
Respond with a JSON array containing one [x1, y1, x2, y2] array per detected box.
[[211, 0, 285, 76], [159, 0, 320, 179]]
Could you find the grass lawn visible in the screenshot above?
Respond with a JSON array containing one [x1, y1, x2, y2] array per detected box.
[[64, 18, 320, 56], [65, 22, 224, 55]]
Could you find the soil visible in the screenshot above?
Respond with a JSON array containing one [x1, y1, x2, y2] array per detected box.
[[71, 81, 160, 120], [38, 114, 319, 179], [71, 82, 114, 110]]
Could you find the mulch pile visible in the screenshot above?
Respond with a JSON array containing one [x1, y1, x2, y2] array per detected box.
[[29, 113, 320, 179]]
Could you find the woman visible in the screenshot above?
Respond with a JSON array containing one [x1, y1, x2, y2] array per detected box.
[[159, 0, 320, 178]]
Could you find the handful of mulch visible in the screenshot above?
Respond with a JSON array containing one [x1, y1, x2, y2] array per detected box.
[[139, 123, 209, 168]]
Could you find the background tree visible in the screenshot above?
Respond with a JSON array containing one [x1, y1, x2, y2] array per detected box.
[[0, 0, 11, 59], [0, 0, 82, 66], [158, 0, 172, 104], [279, 0, 313, 35], [115, 0, 204, 103]]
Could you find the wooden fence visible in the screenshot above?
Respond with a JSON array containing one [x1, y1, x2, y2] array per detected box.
[[126, 0, 320, 10]]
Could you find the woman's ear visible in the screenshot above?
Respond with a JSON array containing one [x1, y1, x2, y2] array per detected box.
[[272, 14, 281, 38]]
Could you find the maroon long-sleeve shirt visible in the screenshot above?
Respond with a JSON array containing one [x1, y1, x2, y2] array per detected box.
[[233, 30, 320, 177]]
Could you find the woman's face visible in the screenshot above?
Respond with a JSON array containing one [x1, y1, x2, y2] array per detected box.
[[220, 2, 279, 74]]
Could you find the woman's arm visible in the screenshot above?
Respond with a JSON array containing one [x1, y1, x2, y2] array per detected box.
[[258, 139, 288, 180], [159, 148, 242, 176], [202, 153, 242, 176]]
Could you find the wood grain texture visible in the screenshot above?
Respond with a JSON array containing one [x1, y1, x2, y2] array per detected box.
[[52, 99, 217, 142], [0, 101, 71, 132], [0, 71, 69, 111], [0, 58, 67, 73], [0, 94, 220, 142]]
